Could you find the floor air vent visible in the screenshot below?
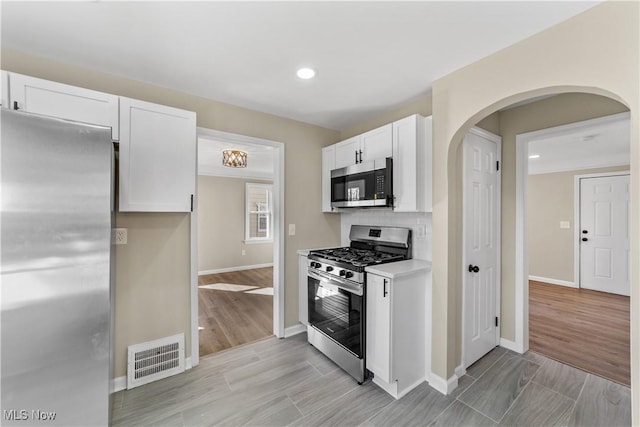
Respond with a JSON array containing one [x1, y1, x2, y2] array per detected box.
[[127, 333, 185, 389]]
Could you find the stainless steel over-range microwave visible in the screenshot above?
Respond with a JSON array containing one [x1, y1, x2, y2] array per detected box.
[[330, 158, 393, 208]]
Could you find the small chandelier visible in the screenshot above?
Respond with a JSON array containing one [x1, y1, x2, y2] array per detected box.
[[222, 149, 247, 168]]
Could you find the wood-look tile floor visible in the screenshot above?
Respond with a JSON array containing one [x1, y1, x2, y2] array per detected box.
[[198, 268, 273, 357], [111, 334, 631, 427], [529, 280, 630, 386]]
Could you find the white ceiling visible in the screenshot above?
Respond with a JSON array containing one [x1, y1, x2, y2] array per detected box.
[[528, 115, 630, 175], [1, 1, 600, 131]]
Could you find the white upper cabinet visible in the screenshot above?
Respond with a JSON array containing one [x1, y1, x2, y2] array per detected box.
[[1, 71, 8, 109], [361, 124, 393, 162], [322, 145, 336, 212], [334, 135, 361, 169], [8, 72, 119, 140], [119, 97, 196, 212], [321, 114, 431, 213], [392, 115, 432, 212], [334, 124, 393, 169]]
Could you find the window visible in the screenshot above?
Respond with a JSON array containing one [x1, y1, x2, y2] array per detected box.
[[245, 183, 272, 242]]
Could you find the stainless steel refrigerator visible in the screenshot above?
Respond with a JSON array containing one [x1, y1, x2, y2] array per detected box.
[[1, 109, 113, 426]]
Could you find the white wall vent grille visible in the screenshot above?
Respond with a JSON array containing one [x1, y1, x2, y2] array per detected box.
[[127, 333, 185, 389]]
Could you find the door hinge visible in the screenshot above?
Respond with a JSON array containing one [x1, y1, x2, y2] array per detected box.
[[190, 194, 194, 212], [496, 161, 500, 171], [495, 316, 499, 327]]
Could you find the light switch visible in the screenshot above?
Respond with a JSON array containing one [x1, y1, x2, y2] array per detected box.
[[288, 224, 296, 236], [560, 221, 570, 229]]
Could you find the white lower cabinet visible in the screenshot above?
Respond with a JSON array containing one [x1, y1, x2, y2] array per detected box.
[[366, 267, 427, 399]]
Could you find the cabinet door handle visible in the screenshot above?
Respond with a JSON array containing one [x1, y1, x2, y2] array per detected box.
[[359, 149, 363, 163], [355, 150, 359, 164], [383, 279, 388, 297]]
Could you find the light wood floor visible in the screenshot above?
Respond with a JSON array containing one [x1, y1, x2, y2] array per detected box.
[[112, 333, 631, 427], [529, 280, 630, 386], [198, 267, 273, 357]]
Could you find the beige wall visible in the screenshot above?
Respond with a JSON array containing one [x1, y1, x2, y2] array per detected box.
[[528, 166, 630, 283], [198, 176, 273, 271], [0, 48, 342, 377], [430, 4, 638, 422], [339, 93, 432, 140]]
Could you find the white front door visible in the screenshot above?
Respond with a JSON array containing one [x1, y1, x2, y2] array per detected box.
[[579, 174, 630, 296], [463, 129, 501, 367]]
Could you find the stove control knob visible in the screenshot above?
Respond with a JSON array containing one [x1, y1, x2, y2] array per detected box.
[[310, 262, 319, 268], [326, 266, 334, 272], [345, 271, 354, 279], [339, 270, 346, 276]]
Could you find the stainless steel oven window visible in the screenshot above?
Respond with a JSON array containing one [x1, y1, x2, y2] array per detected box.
[[307, 275, 363, 358]]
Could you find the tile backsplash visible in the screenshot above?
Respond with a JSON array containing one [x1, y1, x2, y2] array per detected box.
[[340, 210, 432, 261]]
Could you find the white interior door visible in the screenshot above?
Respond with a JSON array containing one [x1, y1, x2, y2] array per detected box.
[[579, 174, 630, 296], [463, 129, 501, 367]]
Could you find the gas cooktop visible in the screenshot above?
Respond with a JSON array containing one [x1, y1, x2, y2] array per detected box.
[[309, 247, 405, 267]]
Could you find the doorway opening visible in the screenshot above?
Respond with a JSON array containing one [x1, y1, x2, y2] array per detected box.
[[519, 111, 631, 385], [190, 128, 285, 365]]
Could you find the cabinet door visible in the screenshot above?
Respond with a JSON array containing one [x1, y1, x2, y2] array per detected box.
[[8, 72, 119, 140], [366, 274, 392, 383], [119, 97, 196, 212], [361, 124, 392, 162], [322, 145, 336, 212], [334, 136, 361, 169]]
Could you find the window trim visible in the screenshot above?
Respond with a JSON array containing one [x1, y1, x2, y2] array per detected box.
[[245, 182, 273, 243]]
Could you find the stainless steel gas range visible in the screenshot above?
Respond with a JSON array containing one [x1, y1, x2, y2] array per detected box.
[[306, 225, 412, 383]]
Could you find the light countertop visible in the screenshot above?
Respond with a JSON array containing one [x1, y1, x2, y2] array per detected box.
[[365, 259, 431, 279]]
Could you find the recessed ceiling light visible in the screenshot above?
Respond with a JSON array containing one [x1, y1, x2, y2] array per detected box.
[[297, 67, 316, 80], [528, 154, 540, 159]]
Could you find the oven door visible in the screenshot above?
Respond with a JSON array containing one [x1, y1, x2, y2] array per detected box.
[[307, 269, 364, 358]]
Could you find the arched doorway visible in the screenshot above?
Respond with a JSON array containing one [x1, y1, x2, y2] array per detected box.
[[426, 3, 637, 420]]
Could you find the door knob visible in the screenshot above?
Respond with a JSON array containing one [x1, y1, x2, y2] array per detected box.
[[468, 264, 480, 273], [582, 237, 588, 242]]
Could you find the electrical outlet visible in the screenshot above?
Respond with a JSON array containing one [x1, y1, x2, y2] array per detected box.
[[241, 249, 246, 256], [113, 228, 127, 245], [288, 224, 296, 236], [560, 221, 570, 229]]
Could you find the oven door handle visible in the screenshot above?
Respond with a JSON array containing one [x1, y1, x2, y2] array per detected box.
[[308, 269, 364, 296]]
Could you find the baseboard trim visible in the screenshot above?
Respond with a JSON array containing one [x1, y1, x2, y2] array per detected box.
[[529, 275, 576, 288], [500, 338, 523, 353], [284, 323, 307, 338], [454, 363, 466, 378], [199, 263, 274, 276], [112, 376, 126, 393], [427, 372, 458, 396], [111, 356, 193, 393]]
